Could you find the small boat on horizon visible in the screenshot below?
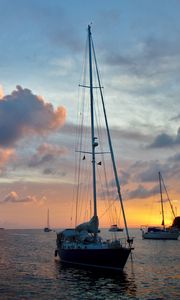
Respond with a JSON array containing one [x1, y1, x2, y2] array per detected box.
[[109, 224, 123, 232], [55, 25, 133, 272], [141, 172, 179, 240], [44, 208, 52, 232]]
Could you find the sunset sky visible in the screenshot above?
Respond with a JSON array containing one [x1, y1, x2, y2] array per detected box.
[[0, 0, 180, 229]]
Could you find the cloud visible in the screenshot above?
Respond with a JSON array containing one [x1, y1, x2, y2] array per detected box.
[[3, 191, 18, 203], [171, 114, 180, 121], [126, 184, 159, 200], [135, 162, 162, 183], [0, 85, 4, 99], [105, 36, 180, 77], [0, 86, 66, 147], [109, 170, 130, 187], [0, 148, 15, 168], [168, 152, 180, 162], [148, 133, 174, 148], [0, 147, 15, 175], [1, 191, 46, 205], [148, 127, 180, 148], [28, 143, 68, 167]]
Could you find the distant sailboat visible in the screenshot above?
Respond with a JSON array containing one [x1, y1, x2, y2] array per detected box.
[[55, 25, 133, 271], [109, 224, 123, 232], [141, 172, 179, 240], [44, 209, 52, 232]]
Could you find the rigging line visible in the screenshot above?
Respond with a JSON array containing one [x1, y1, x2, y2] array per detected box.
[[117, 201, 122, 225], [160, 173, 176, 218], [82, 168, 92, 221], [75, 86, 86, 226], [78, 79, 92, 222], [78, 149, 91, 222], [71, 85, 83, 225], [76, 96, 89, 223], [96, 166, 114, 226], [94, 87, 114, 225], [71, 92, 80, 225], [84, 173, 90, 221], [99, 197, 120, 219], [74, 36, 88, 226], [114, 204, 121, 225], [91, 38, 131, 245], [95, 87, 117, 226], [79, 89, 90, 223], [78, 92, 91, 221]]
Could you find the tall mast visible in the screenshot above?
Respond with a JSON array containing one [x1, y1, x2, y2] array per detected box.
[[47, 208, 49, 228], [88, 25, 97, 218], [159, 172, 165, 228]]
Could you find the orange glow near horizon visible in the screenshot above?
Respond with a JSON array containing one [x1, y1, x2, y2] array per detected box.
[[0, 185, 179, 229]]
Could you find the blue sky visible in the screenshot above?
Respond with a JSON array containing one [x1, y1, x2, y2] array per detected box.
[[0, 0, 180, 228], [1, 0, 180, 126]]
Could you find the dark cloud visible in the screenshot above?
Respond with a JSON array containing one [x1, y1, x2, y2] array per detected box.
[[136, 163, 161, 183], [126, 184, 159, 200], [0, 86, 66, 147], [148, 128, 180, 148], [149, 133, 174, 148], [109, 170, 130, 187], [43, 168, 66, 177], [127, 153, 180, 197], [28, 143, 68, 168], [105, 36, 180, 78], [105, 53, 135, 68], [51, 27, 82, 52], [129, 158, 179, 184], [61, 122, 150, 144], [43, 168, 55, 175], [28, 154, 53, 167]]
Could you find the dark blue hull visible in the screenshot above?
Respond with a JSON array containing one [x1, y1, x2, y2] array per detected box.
[[57, 247, 131, 271]]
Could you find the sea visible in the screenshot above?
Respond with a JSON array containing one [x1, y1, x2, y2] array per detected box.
[[0, 228, 179, 300]]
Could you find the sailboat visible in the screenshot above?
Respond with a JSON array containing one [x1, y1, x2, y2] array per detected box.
[[109, 224, 123, 232], [55, 25, 133, 271], [141, 172, 179, 240], [109, 205, 123, 232], [44, 208, 52, 232]]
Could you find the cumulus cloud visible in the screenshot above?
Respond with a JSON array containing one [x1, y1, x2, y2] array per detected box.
[[0, 191, 46, 205], [0, 86, 67, 147]]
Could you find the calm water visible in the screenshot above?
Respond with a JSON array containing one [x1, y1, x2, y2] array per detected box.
[[0, 228, 179, 300]]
